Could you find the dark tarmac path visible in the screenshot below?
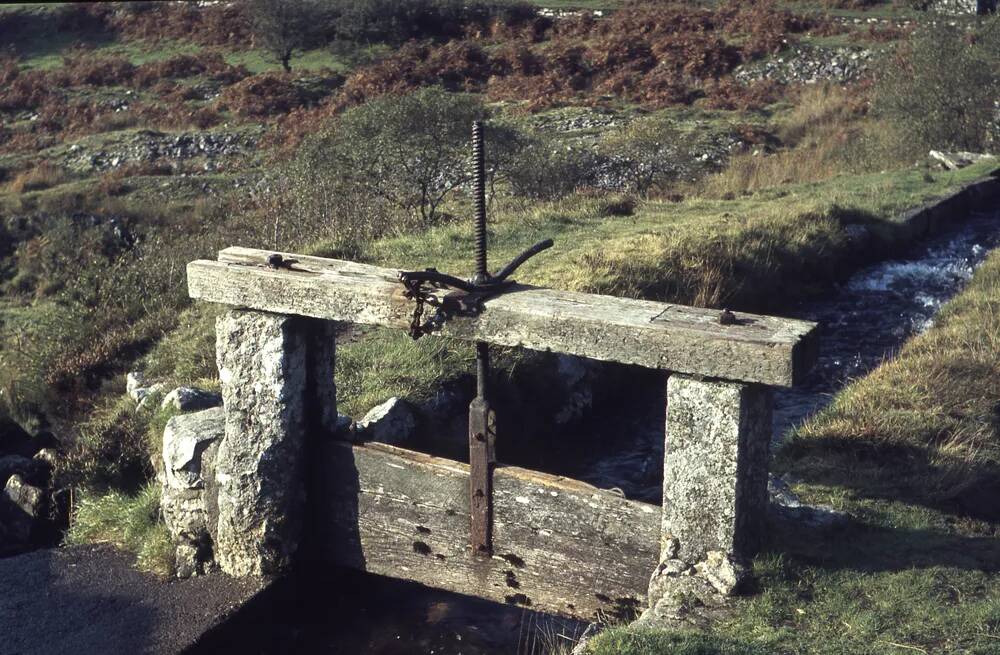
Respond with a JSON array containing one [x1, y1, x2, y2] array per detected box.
[[0, 544, 265, 655]]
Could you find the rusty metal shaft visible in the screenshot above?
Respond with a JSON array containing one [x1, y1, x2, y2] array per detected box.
[[472, 121, 488, 285]]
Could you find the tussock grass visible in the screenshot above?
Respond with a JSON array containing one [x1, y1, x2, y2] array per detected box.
[[66, 482, 175, 578]]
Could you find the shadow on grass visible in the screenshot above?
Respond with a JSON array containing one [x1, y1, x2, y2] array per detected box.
[[777, 435, 1000, 523], [766, 507, 1000, 577]]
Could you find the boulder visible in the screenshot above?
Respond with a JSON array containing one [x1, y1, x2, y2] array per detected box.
[[160, 387, 223, 412], [0, 474, 46, 551], [160, 407, 224, 577], [358, 397, 416, 445]]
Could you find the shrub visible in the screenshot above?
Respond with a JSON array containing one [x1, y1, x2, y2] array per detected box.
[[289, 87, 487, 243], [874, 21, 1000, 156], [597, 115, 696, 197], [505, 136, 599, 200]]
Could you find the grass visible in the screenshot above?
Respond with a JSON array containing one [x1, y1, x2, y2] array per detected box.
[[66, 482, 175, 578], [216, 160, 997, 421], [584, 227, 1000, 655]]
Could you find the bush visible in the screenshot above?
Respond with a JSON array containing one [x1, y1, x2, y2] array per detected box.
[[597, 114, 697, 197], [874, 21, 1000, 156], [285, 87, 488, 249]]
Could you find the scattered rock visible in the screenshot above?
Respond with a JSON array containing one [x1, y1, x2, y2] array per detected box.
[[358, 397, 417, 446], [929, 150, 995, 171], [161, 387, 223, 412], [694, 551, 747, 596], [735, 45, 873, 85], [32, 448, 60, 470], [570, 623, 605, 655]]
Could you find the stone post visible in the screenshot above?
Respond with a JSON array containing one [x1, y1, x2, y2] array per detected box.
[[643, 374, 771, 624], [213, 310, 336, 577]]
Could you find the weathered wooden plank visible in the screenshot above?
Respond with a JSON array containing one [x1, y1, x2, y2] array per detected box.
[[186, 246, 819, 386], [313, 440, 660, 620]]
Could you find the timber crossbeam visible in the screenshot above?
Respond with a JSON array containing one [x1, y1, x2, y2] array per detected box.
[[187, 247, 818, 387]]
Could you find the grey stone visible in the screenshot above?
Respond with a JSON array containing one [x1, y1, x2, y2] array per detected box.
[[4, 475, 44, 519], [162, 408, 224, 490], [0, 474, 45, 548], [160, 408, 224, 568], [215, 310, 308, 577], [32, 448, 60, 470], [126, 371, 146, 396], [358, 397, 416, 446], [694, 551, 747, 596], [160, 386, 223, 412], [661, 375, 772, 565], [134, 383, 167, 408], [174, 543, 202, 579]]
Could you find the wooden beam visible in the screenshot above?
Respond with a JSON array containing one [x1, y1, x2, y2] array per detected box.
[[186, 246, 818, 386], [313, 440, 660, 620]]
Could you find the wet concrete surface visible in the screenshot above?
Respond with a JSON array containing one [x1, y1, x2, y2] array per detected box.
[[0, 544, 264, 655]]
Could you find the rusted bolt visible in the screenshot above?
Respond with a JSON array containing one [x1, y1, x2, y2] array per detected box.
[[266, 253, 283, 268], [474, 432, 486, 442], [719, 308, 737, 325]]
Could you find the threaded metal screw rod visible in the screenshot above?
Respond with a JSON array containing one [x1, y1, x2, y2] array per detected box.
[[472, 120, 488, 284]]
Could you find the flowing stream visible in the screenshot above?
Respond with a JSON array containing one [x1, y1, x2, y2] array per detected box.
[[197, 204, 1000, 654]]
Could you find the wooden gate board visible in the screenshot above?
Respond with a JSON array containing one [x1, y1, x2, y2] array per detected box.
[[188, 247, 819, 387], [314, 440, 660, 620]]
